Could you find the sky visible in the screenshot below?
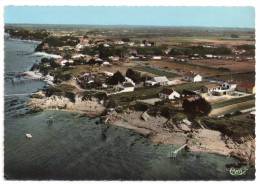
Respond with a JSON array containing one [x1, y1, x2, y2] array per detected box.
[[4, 6, 255, 28]]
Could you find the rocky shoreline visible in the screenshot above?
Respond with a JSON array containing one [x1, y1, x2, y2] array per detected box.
[[104, 110, 255, 165], [28, 93, 255, 165]]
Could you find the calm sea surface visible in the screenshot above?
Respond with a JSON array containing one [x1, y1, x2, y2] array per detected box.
[[4, 39, 255, 180]]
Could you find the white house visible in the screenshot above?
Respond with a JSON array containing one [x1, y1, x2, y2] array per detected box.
[[145, 76, 169, 86], [103, 71, 114, 77], [152, 56, 162, 60], [103, 43, 110, 47], [128, 55, 138, 60], [59, 59, 68, 66], [128, 42, 135, 46], [159, 88, 180, 100], [109, 56, 120, 61], [208, 82, 237, 96], [102, 61, 111, 66], [95, 58, 103, 62], [205, 54, 213, 59], [185, 73, 202, 83], [115, 41, 124, 45], [68, 59, 74, 64]]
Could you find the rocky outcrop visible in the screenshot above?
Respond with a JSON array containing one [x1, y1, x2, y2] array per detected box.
[[28, 95, 105, 117]]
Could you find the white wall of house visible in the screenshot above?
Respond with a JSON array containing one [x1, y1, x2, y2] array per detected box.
[[153, 56, 162, 60], [193, 75, 202, 82], [159, 91, 180, 100]]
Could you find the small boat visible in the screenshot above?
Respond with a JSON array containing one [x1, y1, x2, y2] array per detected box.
[[25, 133, 32, 139]]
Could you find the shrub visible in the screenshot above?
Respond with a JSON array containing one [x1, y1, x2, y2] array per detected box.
[[126, 68, 142, 83], [106, 71, 125, 85], [65, 92, 76, 103], [183, 97, 212, 117]]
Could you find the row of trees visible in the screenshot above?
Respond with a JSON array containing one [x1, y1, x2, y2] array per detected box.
[[106, 69, 148, 86], [168, 45, 232, 56], [81, 44, 233, 59], [6, 28, 50, 41], [35, 36, 80, 51]]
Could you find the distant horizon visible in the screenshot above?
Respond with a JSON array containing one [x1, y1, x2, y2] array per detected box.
[[5, 23, 255, 30], [5, 6, 255, 28]]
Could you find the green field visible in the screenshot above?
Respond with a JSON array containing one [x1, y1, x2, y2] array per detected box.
[[133, 66, 179, 78], [212, 95, 255, 109]]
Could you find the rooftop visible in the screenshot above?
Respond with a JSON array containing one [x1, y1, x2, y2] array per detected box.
[[237, 82, 255, 89]]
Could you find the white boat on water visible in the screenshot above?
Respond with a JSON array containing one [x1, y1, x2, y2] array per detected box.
[[25, 134, 32, 139]]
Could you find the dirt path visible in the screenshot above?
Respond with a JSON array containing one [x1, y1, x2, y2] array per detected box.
[[209, 100, 255, 117]]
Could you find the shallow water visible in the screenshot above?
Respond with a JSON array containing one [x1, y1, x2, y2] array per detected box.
[[4, 39, 255, 180]]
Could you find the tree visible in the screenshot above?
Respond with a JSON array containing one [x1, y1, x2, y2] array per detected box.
[[126, 68, 142, 83], [64, 53, 72, 60], [182, 97, 212, 118], [107, 99, 116, 108], [65, 92, 76, 103], [160, 106, 175, 119], [50, 60, 60, 68], [106, 71, 125, 85]]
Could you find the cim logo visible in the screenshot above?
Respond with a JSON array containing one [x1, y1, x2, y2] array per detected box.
[[228, 166, 249, 176]]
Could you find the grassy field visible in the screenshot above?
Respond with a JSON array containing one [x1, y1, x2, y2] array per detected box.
[[149, 60, 229, 77], [212, 72, 255, 84], [133, 65, 179, 78], [211, 95, 255, 109], [202, 115, 255, 140]]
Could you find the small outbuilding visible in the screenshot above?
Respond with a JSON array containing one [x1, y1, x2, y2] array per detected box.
[[159, 88, 180, 100]]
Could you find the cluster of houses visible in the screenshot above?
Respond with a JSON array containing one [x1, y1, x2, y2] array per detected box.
[[74, 36, 155, 50], [75, 65, 255, 103], [157, 80, 255, 102], [76, 70, 136, 94], [41, 34, 254, 70], [54, 55, 111, 67], [39, 35, 255, 102]]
